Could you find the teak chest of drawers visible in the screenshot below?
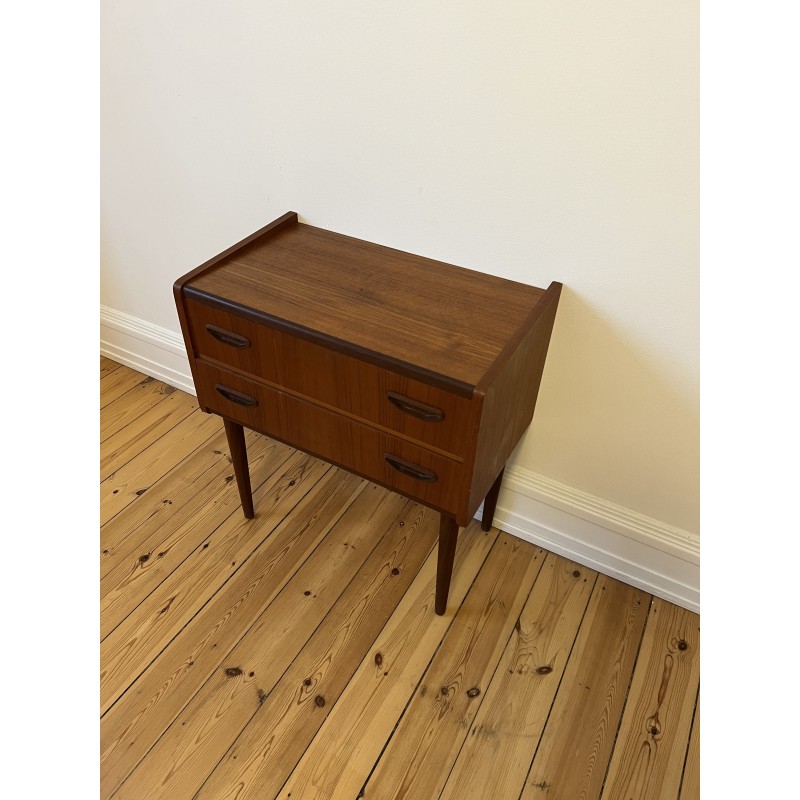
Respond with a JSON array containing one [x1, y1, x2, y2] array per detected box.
[[174, 211, 561, 614]]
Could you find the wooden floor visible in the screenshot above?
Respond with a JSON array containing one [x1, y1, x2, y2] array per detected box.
[[100, 358, 700, 800]]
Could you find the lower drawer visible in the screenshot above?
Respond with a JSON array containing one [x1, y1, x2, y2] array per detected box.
[[195, 360, 464, 514]]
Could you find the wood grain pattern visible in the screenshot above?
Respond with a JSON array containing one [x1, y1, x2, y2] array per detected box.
[[101, 366, 151, 409], [276, 521, 498, 800], [680, 694, 699, 800], [195, 359, 465, 518], [101, 374, 177, 442], [101, 355, 122, 378], [440, 555, 597, 800], [100, 410, 221, 526], [196, 504, 440, 800], [173, 211, 299, 396], [100, 451, 328, 714], [601, 599, 700, 800], [359, 533, 545, 800], [467, 281, 561, 517], [100, 468, 366, 797], [185, 298, 476, 458], [115, 490, 422, 800], [100, 389, 199, 481], [99, 359, 698, 800], [521, 574, 650, 800], [175, 215, 561, 605], [100, 435, 289, 639], [185, 220, 546, 391], [100, 430, 237, 577]]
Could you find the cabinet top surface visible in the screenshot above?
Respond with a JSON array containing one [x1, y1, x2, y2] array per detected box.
[[182, 215, 550, 391]]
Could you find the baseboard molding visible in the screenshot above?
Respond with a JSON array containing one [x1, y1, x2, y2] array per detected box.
[[476, 467, 699, 612], [100, 306, 195, 395], [100, 305, 700, 612]]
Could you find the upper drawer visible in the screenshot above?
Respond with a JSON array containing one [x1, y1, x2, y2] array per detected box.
[[184, 297, 476, 459]]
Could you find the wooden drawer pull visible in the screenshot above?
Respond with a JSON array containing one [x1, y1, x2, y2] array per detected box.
[[384, 453, 438, 483], [215, 384, 258, 407], [206, 324, 251, 349], [386, 391, 444, 422]]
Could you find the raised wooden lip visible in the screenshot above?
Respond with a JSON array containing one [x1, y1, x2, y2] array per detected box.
[[173, 211, 299, 295], [474, 280, 563, 393]]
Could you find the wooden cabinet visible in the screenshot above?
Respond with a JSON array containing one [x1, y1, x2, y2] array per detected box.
[[175, 211, 561, 614]]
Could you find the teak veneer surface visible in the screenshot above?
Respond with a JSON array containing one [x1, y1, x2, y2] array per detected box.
[[184, 215, 547, 391]]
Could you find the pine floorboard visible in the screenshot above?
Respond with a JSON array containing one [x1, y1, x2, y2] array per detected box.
[[680, 694, 700, 800], [101, 355, 122, 378], [520, 574, 650, 799], [99, 359, 700, 800], [100, 375, 178, 443], [439, 555, 597, 800], [100, 387, 198, 480], [101, 365, 151, 409]]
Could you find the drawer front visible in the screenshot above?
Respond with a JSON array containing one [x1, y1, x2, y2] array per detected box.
[[195, 360, 465, 514], [184, 297, 475, 458]]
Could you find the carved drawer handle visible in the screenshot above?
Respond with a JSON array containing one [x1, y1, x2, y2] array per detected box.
[[386, 392, 444, 422], [206, 324, 251, 349], [215, 384, 258, 407], [384, 453, 438, 483]]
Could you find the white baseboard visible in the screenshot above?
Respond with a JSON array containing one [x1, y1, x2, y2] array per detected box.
[[100, 306, 195, 395], [100, 305, 699, 612], [476, 468, 699, 613]]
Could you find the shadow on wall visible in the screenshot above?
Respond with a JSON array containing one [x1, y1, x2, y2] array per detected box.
[[514, 286, 699, 533]]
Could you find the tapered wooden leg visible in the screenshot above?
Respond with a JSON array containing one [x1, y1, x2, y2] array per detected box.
[[481, 467, 505, 532], [436, 514, 459, 615], [223, 418, 254, 519]]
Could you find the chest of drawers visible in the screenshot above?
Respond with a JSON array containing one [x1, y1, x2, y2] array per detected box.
[[174, 211, 561, 614]]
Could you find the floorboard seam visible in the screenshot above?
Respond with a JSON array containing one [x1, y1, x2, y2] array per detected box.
[[100, 372, 152, 410], [100, 382, 172, 444], [435, 547, 551, 800], [100, 402, 197, 476], [514, 571, 601, 800], [106, 464, 351, 795], [675, 683, 700, 800], [271, 533, 439, 800], [101, 460, 331, 718], [99, 448, 295, 642], [596, 594, 655, 800], [188, 493, 418, 799], [100, 423, 223, 528], [100, 443, 236, 580], [353, 529, 502, 800]]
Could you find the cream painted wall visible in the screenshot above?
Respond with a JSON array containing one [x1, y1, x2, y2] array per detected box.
[[101, 0, 699, 533]]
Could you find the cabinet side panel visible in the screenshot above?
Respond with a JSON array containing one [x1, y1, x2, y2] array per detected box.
[[466, 283, 561, 520]]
